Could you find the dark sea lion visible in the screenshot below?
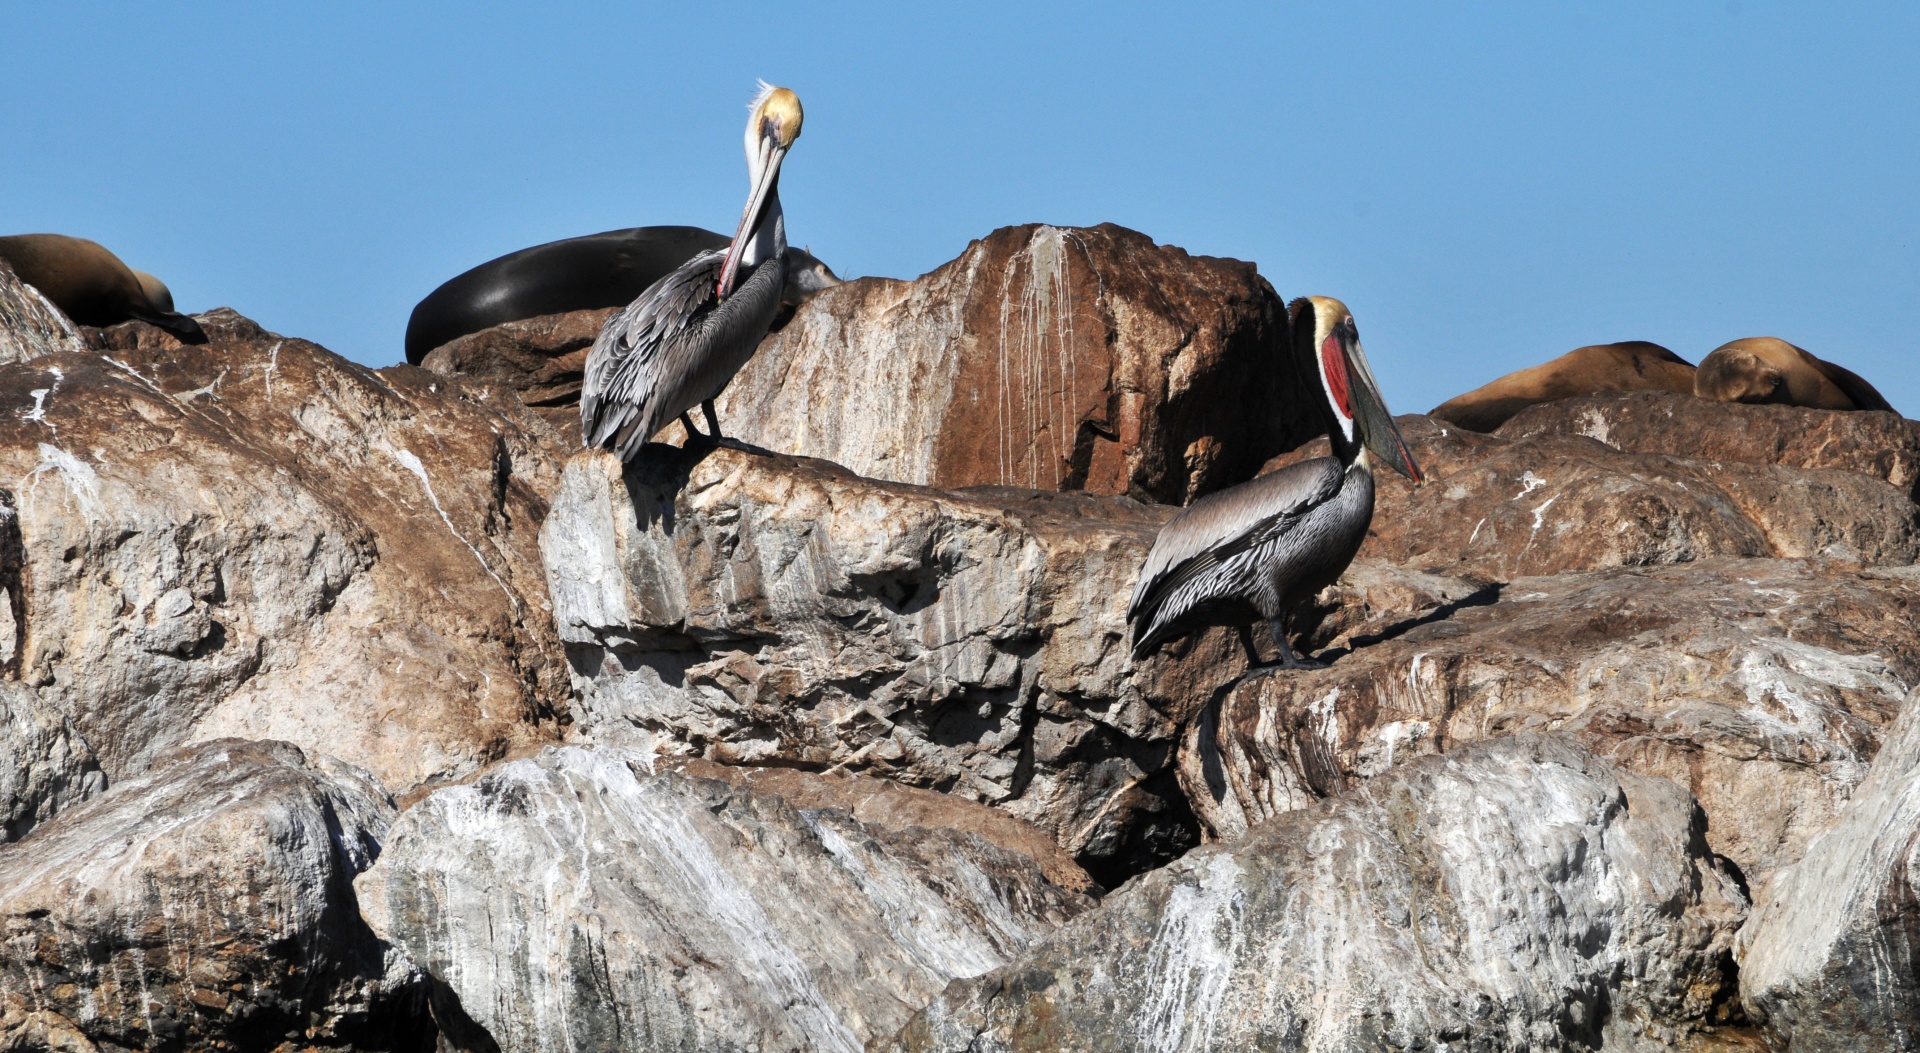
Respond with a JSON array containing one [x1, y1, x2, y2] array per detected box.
[[0, 234, 204, 342], [1694, 337, 1895, 412], [404, 225, 841, 364], [1430, 341, 1696, 433]]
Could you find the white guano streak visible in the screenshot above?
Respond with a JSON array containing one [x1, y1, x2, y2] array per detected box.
[[387, 446, 520, 613], [1132, 853, 1248, 1053]]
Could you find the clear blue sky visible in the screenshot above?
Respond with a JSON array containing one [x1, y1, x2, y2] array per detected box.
[[5, 2, 1916, 416]]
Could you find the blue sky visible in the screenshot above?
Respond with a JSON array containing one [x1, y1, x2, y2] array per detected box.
[[4, 2, 1915, 416]]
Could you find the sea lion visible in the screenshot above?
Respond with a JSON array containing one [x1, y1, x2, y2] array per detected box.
[[131, 269, 174, 313], [1430, 341, 1696, 433], [1694, 337, 1894, 412], [0, 234, 204, 342], [404, 225, 841, 364]]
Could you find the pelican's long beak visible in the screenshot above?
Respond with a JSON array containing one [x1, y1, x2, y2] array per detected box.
[[717, 137, 787, 299], [1345, 332, 1424, 485]]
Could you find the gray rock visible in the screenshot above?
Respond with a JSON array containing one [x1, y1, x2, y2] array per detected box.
[[0, 260, 82, 366], [887, 737, 1750, 1053], [539, 445, 1253, 883], [1184, 557, 1920, 889], [355, 744, 1090, 1053], [0, 681, 104, 842], [0, 739, 431, 1052], [1739, 687, 1920, 1051]]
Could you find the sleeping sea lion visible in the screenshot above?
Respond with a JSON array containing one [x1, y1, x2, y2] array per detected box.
[[403, 225, 841, 364], [132, 269, 174, 313], [1430, 341, 1696, 433], [1694, 337, 1894, 412], [0, 234, 204, 342]]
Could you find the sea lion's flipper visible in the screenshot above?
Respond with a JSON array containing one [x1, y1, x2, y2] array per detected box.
[[133, 310, 208, 344], [1812, 356, 1896, 413]]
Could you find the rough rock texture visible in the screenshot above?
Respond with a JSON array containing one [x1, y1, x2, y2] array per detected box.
[[1498, 390, 1920, 502], [1265, 407, 1920, 580], [0, 310, 567, 794], [1739, 688, 1920, 1051], [0, 739, 431, 1053], [0, 682, 104, 842], [540, 444, 1243, 884], [889, 737, 1749, 1053], [357, 744, 1090, 1053], [419, 307, 616, 437], [715, 224, 1304, 504], [1182, 557, 1920, 888], [0, 261, 83, 366]]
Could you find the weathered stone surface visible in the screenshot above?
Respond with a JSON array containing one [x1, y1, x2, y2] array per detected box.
[[356, 744, 1090, 1053], [420, 307, 615, 438], [541, 444, 1244, 883], [0, 260, 83, 366], [889, 736, 1749, 1053], [0, 739, 432, 1053], [716, 224, 1305, 504], [1182, 557, 1920, 888], [1266, 409, 1920, 580], [0, 310, 567, 794], [1739, 688, 1920, 1051], [1498, 390, 1920, 502], [0, 682, 103, 842]]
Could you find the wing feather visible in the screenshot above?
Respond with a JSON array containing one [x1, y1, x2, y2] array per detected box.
[[580, 249, 728, 451]]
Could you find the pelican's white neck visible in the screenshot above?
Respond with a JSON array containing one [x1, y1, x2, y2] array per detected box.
[[739, 188, 786, 271]]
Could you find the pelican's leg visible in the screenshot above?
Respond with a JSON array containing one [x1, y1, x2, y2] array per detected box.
[[679, 412, 710, 445], [702, 400, 724, 441], [1268, 615, 1326, 670]]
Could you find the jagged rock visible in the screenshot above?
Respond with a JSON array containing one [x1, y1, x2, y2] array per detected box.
[[540, 444, 1246, 883], [0, 260, 83, 366], [1498, 390, 1920, 502], [1265, 409, 1920, 580], [1182, 557, 1920, 888], [356, 744, 1090, 1053], [715, 223, 1305, 504], [0, 310, 567, 795], [887, 736, 1749, 1053], [0, 682, 103, 842], [1739, 688, 1920, 1050], [0, 739, 432, 1053], [419, 307, 615, 438]]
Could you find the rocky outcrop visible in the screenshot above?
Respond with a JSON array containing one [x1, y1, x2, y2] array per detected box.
[[419, 307, 615, 437], [356, 744, 1090, 1053], [1498, 390, 1920, 502], [715, 224, 1304, 504], [0, 261, 83, 365], [1182, 557, 1920, 888], [888, 737, 1749, 1053], [0, 682, 103, 842], [1739, 688, 1920, 1051], [0, 310, 568, 798], [0, 739, 431, 1053], [540, 444, 1244, 884], [1266, 406, 1920, 580]]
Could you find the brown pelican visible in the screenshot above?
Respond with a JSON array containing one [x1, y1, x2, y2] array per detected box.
[[1128, 296, 1424, 669], [580, 84, 804, 458]]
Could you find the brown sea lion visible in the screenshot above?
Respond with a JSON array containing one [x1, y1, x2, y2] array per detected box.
[[131, 269, 174, 313], [0, 234, 204, 342], [1694, 337, 1894, 412], [1430, 341, 1696, 433]]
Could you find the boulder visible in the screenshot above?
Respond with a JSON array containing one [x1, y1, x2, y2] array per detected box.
[[715, 224, 1305, 504], [1182, 557, 1920, 887], [0, 260, 83, 365], [1739, 688, 1920, 1051], [355, 744, 1091, 1053], [888, 737, 1749, 1053], [1498, 390, 1920, 502], [0, 739, 432, 1052], [1265, 408, 1920, 580], [540, 444, 1248, 884], [0, 310, 569, 795], [419, 306, 615, 438], [0, 682, 103, 842]]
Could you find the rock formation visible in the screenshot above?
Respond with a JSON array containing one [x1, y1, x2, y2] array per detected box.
[[889, 737, 1750, 1052], [420, 307, 614, 437], [0, 258, 82, 366]]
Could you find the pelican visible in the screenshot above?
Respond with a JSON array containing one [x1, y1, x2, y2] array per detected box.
[[1128, 296, 1424, 669], [580, 83, 804, 458]]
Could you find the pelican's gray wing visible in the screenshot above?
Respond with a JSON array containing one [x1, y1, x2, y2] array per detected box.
[[579, 248, 727, 454], [1127, 457, 1345, 623]]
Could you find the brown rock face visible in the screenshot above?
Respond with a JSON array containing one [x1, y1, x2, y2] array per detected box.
[[1181, 557, 1920, 887], [419, 306, 616, 438], [716, 224, 1306, 504], [1265, 403, 1920, 580], [0, 309, 567, 797]]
